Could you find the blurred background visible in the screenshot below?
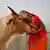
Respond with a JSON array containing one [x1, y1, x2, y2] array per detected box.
[[0, 0, 50, 50]]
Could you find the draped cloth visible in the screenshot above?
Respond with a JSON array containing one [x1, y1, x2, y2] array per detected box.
[[28, 15, 48, 50]]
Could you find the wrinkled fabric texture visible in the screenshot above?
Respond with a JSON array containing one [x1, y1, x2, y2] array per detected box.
[[28, 15, 47, 50]]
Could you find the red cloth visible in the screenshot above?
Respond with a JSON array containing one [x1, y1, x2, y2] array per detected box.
[[28, 15, 47, 50]]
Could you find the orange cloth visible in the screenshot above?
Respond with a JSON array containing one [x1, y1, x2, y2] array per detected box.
[[30, 37, 48, 50]]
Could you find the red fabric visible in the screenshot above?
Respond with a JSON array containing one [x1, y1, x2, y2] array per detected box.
[[28, 15, 47, 50]]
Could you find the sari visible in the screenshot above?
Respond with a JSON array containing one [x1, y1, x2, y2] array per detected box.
[[28, 15, 48, 50]]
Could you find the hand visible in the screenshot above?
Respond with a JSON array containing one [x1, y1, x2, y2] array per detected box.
[[31, 28, 38, 34], [26, 28, 37, 35]]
